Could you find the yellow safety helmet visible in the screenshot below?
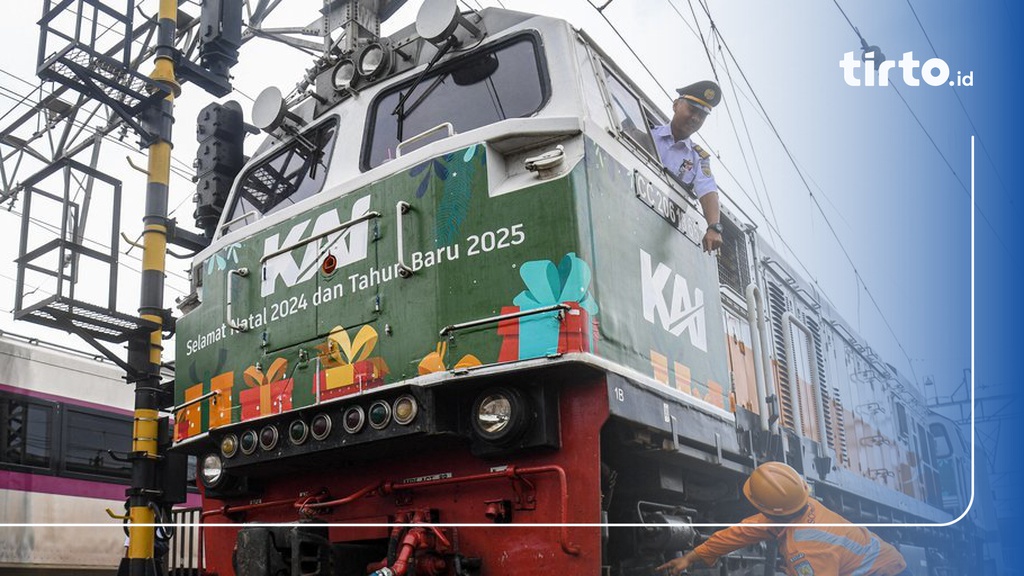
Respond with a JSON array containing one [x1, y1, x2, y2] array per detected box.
[[743, 461, 810, 516]]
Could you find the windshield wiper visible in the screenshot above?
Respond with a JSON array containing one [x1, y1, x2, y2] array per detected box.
[[392, 36, 458, 139]]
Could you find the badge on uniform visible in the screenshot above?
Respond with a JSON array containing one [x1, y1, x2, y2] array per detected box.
[[682, 159, 693, 172], [794, 561, 815, 575], [700, 160, 712, 177]]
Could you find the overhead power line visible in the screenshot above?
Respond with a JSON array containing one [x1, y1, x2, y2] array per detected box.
[[904, 0, 1012, 209]]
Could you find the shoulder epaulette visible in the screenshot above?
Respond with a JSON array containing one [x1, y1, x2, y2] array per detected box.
[[693, 144, 710, 160]]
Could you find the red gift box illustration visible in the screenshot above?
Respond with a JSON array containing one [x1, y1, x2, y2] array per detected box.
[[240, 358, 293, 421], [418, 341, 482, 375], [316, 325, 390, 400]]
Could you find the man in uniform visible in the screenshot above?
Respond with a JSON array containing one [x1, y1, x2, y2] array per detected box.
[[655, 461, 910, 576], [653, 80, 723, 253]]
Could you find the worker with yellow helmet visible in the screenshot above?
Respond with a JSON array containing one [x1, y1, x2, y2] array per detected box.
[[656, 462, 910, 576]]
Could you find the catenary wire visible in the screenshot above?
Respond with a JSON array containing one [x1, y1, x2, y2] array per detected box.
[[904, 0, 1011, 207], [698, 0, 922, 382]]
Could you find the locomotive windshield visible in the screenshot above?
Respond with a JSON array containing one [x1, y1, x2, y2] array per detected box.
[[363, 33, 548, 169], [223, 119, 338, 234]]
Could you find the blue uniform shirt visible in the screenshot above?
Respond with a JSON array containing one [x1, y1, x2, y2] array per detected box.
[[652, 124, 717, 198]]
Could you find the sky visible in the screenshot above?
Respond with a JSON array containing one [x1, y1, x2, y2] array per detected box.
[[0, 0, 1020, 562]]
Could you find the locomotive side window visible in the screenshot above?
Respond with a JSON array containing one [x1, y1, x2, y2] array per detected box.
[[0, 394, 54, 470], [717, 217, 751, 295], [364, 34, 548, 169], [224, 119, 339, 234], [929, 423, 953, 458], [895, 400, 910, 439], [601, 66, 658, 158], [63, 408, 132, 480]]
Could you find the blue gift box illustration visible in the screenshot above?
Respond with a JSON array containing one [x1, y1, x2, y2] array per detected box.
[[497, 253, 599, 361]]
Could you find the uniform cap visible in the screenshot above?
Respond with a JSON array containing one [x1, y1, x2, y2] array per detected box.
[[676, 80, 721, 113], [743, 461, 810, 516]]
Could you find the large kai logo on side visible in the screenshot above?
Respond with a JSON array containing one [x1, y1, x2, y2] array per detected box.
[[639, 249, 707, 352], [261, 196, 372, 297]]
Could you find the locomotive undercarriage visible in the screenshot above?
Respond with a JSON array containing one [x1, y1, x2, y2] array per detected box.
[[185, 365, 972, 576]]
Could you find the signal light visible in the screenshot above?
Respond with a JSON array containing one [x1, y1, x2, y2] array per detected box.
[[343, 406, 366, 434], [368, 401, 391, 430], [191, 100, 242, 235], [311, 413, 332, 440], [239, 430, 258, 455], [259, 425, 279, 451], [288, 420, 309, 445], [194, 101, 245, 238], [393, 395, 418, 425], [220, 434, 238, 458], [322, 254, 338, 275]]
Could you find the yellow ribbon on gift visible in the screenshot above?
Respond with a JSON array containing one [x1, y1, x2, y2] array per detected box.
[[320, 325, 390, 377], [242, 357, 288, 416], [418, 341, 482, 375]]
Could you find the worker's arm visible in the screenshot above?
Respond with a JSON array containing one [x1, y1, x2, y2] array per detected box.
[[699, 191, 722, 252], [655, 549, 706, 575], [656, 518, 776, 575], [694, 515, 777, 566]]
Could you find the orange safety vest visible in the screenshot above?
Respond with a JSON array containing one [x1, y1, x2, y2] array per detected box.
[[693, 500, 908, 576]]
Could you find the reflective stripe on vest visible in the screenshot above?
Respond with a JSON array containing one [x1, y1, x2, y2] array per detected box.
[[793, 529, 881, 576]]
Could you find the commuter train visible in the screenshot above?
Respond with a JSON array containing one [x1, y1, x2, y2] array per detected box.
[[0, 332, 145, 574], [171, 2, 989, 574], [0, 332, 201, 576]]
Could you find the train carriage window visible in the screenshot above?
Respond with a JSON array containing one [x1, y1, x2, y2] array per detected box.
[[223, 119, 338, 234], [364, 34, 548, 169], [0, 395, 54, 469], [63, 408, 132, 480], [601, 66, 658, 158]]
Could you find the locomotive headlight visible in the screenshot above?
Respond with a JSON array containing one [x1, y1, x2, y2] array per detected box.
[[368, 400, 392, 430], [471, 387, 530, 444], [332, 59, 357, 90], [220, 434, 238, 458], [357, 43, 390, 78], [393, 395, 418, 425], [200, 453, 224, 488]]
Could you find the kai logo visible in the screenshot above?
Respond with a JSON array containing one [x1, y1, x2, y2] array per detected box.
[[261, 196, 372, 296], [639, 249, 707, 352]]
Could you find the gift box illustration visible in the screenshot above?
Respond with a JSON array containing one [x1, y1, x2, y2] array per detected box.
[[175, 382, 205, 441], [316, 325, 390, 400], [174, 371, 235, 440], [240, 358, 294, 421], [498, 252, 599, 362], [418, 341, 482, 375]]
